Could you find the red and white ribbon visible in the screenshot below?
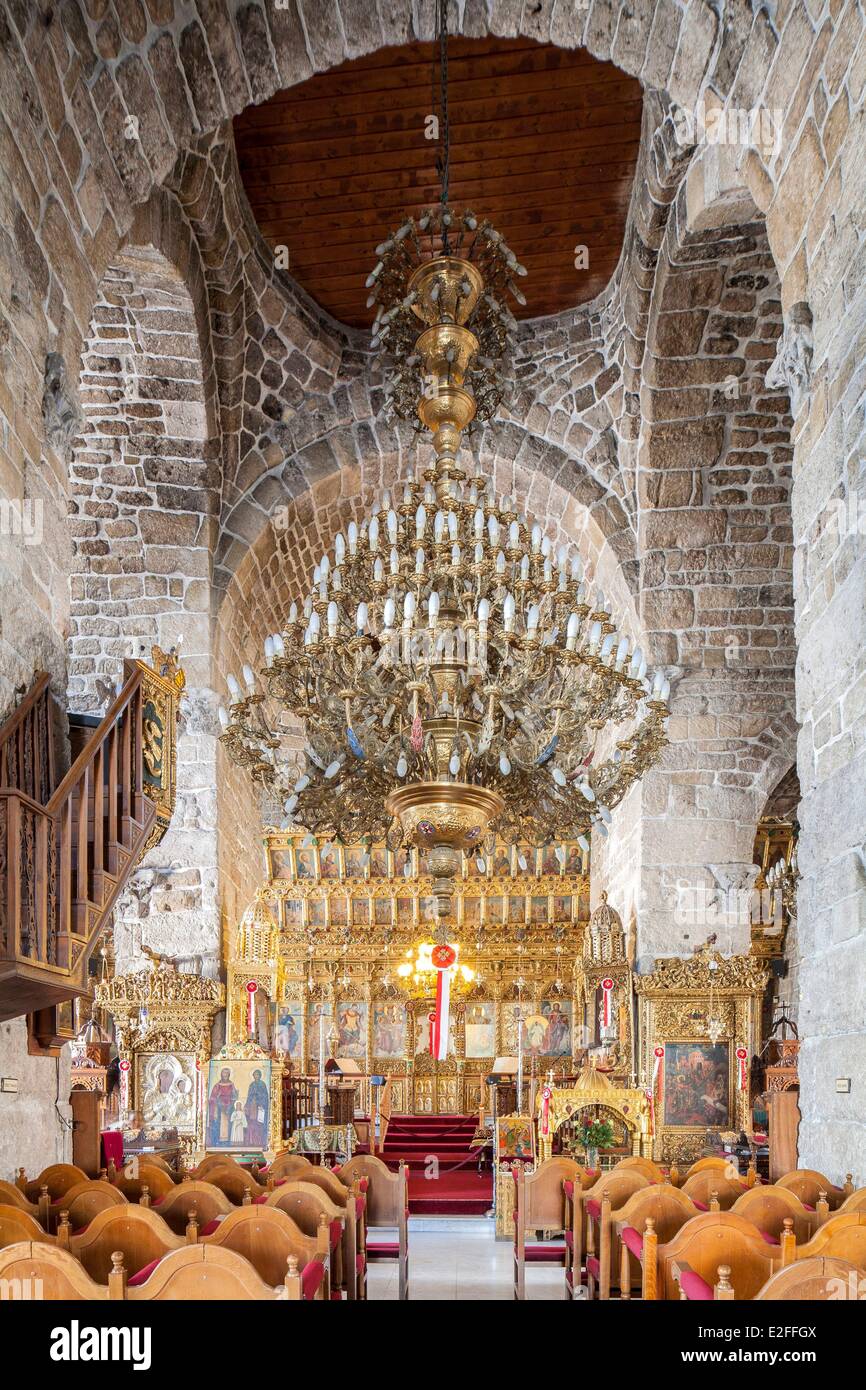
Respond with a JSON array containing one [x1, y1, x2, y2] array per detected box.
[[246, 980, 258, 1037], [736, 1046, 748, 1091], [652, 1044, 664, 1115], [601, 977, 614, 1027], [541, 1084, 552, 1137], [430, 944, 456, 1061], [119, 1058, 130, 1112]]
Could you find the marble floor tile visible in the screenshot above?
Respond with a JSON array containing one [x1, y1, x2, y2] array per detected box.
[[366, 1218, 572, 1300]]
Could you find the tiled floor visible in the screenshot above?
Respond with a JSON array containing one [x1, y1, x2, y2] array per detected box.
[[366, 1217, 570, 1300]]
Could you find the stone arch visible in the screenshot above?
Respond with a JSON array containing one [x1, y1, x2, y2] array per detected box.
[[67, 201, 223, 978]]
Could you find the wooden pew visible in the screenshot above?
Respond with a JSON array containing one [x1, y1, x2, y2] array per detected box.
[[18, 1164, 90, 1202], [567, 1166, 652, 1297], [754, 1255, 863, 1300], [264, 1182, 360, 1299], [646, 1211, 780, 1300], [730, 1184, 818, 1245], [592, 1183, 701, 1300], [110, 1163, 176, 1203], [835, 1186, 866, 1217], [146, 1181, 234, 1235], [779, 1210, 866, 1269], [336, 1155, 409, 1301], [54, 1180, 127, 1232], [0, 1180, 49, 1228], [268, 1152, 324, 1183], [0, 1241, 311, 1300], [200, 1205, 332, 1299], [0, 1205, 55, 1248], [776, 1169, 853, 1211], [680, 1171, 748, 1212], [56, 1203, 189, 1283], [615, 1157, 669, 1183], [188, 1163, 271, 1204], [512, 1156, 591, 1300]]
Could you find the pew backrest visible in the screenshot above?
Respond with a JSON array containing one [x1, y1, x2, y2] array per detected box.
[[653, 1211, 779, 1300], [519, 1156, 590, 1230], [111, 1164, 176, 1202], [52, 1180, 127, 1232], [125, 1243, 300, 1300], [201, 1204, 329, 1290], [754, 1255, 861, 1300], [731, 1184, 816, 1242], [65, 1202, 187, 1283], [149, 1181, 234, 1235], [0, 1241, 112, 1299], [23, 1164, 90, 1201], [777, 1169, 851, 1210], [0, 1206, 54, 1247], [337, 1155, 406, 1226], [681, 1171, 747, 1211], [789, 1211, 866, 1268]]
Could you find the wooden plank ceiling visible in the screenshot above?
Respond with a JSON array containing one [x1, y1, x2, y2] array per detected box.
[[233, 37, 643, 328]]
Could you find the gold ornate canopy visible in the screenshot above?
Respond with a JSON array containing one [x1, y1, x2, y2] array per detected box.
[[95, 959, 224, 1153]]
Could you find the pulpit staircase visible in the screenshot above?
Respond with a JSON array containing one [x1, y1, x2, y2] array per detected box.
[[0, 656, 181, 1023]]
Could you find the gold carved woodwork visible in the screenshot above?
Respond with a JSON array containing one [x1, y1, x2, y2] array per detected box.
[[635, 949, 768, 1165], [137, 646, 185, 857], [225, 829, 591, 1114], [95, 959, 224, 1146]]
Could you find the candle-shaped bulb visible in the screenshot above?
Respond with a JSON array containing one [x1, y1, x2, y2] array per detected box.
[[428, 590, 440, 626], [218, 705, 230, 728], [526, 604, 540, 637], [383, 596, 396, 629], [503, 592, 516, 632], [566, 612, 579, 650], [327, 601, 338, 638], [356, 601, 368, 633], [403, 592, 416, 624], [227, 673, 240, 699]]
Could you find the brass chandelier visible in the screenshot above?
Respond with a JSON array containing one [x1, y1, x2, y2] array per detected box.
[[220, 7, 669, 930]]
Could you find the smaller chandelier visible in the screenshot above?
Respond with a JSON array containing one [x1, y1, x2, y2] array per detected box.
[[396, 940, 475, 997]]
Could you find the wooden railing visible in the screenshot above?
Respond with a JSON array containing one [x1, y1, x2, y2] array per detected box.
[[0, 672, 57, 803], [0, 656, 182, 1021]]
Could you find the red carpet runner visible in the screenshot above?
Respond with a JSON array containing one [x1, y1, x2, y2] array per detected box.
[[381, 1114, 493, 1216]]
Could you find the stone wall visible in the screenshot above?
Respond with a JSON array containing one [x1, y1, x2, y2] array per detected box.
[[0, 1, 862, 1176]]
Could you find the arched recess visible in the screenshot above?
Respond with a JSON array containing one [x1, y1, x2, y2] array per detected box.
[[212, 425, 646, 934], [598, 147, 799, 962], [67, 194, 223, 978]]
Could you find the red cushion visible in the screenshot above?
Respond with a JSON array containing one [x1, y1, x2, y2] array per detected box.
[[679, 1269, 714, 1301], [100, 1131, 124, 1168], [358, 1178, 369, 1192], [301, 1257, 325, 1300], [621, 1225, 644, 1260], [127, 1257, 161, 1287], [356, 1253, 366, 1273], [329, 1218, 342, 1251], [151, 1195, 164, 1206], [199, 1217, 222, 1236], [367, 1241, 400, 1258], [524, 1245, 564, 1263], [564, 1229, 573, 1249], [586, 1198, 601, 1222], [759, 1229, 780, 1245], [692, 1199, 709, 1212], [355, 1197, 364, 1220], [253, 1194, 268, 1205], [563, 1180, 574, 1197], [586, 1255, 600, 1278], [803, 1203, 815, 1212], [330, 1290, 343, 1300]]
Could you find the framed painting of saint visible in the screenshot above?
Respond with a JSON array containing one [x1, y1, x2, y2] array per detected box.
[[664, 1042, 730, 1128], [464, 1001, 495, 1058], [137, 1051, 197, 1133], [274, 1002, 302, 1059], [335, 999, 367, 1058], [206, 1057, 272, 1152], [373, 1002, 405, 1058]]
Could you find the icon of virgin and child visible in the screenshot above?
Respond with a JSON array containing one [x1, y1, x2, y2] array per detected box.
[[207, 1065, 270, 1149]]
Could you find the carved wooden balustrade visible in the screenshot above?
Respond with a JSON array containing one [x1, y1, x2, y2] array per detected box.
[[0, 652, 183, 1021]]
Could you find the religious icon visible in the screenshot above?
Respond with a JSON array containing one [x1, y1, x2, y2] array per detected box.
[[664, 1042, 730, 1128], [506, 1000, 572, 1056], [139, 1051, 197, 1131], [373, 1002, 405, 1058], [464, 1001, 495, 1058], [206, 1057, 272, 1151], [336, 1000, 367, 1058], [275, 1003, 302, 1058]]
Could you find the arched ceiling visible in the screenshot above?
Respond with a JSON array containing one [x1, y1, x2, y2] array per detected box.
[[233, 37, 643, 328]]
